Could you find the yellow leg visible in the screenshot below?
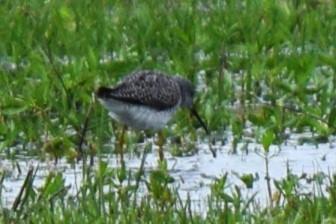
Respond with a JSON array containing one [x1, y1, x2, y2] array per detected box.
[[118, 125, 127, 164], [157, 131, 164, 161]]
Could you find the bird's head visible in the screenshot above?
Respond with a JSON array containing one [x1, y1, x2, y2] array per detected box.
[[173, 76, 195, 109], [173, 76, 209, 135]]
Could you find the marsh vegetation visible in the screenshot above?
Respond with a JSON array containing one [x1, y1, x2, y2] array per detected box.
[[1, 0, 336, 223]]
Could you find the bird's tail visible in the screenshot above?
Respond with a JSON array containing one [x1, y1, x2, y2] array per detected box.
[[96, 86, 113, 98]]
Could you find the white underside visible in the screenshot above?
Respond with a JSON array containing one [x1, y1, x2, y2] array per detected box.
[[98, 98, 180, 130]]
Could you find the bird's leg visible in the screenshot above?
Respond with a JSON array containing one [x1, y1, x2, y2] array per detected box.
[[118, 125, 127, 164], [157, 131, 164, 161]]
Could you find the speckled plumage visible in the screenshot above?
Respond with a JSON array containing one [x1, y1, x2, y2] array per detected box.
[[96, 70, 196, 130], [97, 71, 186, 111]]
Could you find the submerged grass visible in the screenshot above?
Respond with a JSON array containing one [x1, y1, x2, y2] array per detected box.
[[1, 0, 336, 222]]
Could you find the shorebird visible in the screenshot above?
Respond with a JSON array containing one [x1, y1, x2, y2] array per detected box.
[[96, 70, 209, 162]]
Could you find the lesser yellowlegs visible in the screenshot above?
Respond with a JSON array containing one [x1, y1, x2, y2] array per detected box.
[[96, 70, 208, 162]]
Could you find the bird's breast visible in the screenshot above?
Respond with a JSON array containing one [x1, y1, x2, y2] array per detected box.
[[99, 97, 181, 130]]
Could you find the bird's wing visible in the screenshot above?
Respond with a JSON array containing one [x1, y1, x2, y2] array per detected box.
[[97, 71, 181, 111]]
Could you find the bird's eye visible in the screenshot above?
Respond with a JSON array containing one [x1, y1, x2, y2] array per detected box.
[[191, 89, 195, 97]]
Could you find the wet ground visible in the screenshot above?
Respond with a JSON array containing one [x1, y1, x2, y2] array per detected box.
[[1, 131, 336, 213]]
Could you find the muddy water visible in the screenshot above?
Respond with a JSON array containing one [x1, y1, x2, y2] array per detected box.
[[1, 132, 336, 212]]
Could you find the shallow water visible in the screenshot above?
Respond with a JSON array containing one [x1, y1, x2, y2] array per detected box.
[[1, 132, 336, 212]]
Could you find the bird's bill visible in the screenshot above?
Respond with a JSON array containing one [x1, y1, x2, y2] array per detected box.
[[190, 107, 209, 135]]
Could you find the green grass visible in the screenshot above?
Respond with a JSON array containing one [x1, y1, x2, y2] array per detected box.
[[1, 166, 336, 223], [1, 0, 336, 223]]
